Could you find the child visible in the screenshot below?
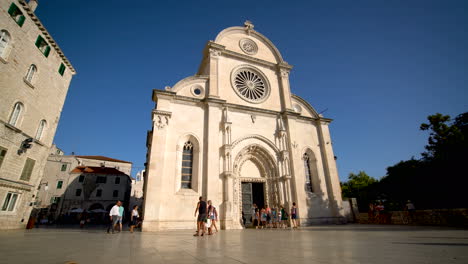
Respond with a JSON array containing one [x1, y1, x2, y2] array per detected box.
[[271, 208, 277, 228], [260, 208, 267, 228]]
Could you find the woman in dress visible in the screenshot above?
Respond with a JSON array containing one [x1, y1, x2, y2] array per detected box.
[[130, 205, 139, 233], [255, 208, 260, 229]]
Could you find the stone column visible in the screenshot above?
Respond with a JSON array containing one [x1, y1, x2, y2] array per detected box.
[[277, 63, 294, 111], [142, 110, 171, 231]]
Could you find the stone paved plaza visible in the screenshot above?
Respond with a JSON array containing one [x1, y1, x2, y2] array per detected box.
[[0, 225, 467, 264]]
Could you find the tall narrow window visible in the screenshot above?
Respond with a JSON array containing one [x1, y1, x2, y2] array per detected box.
[[75, 189, 82, 196], [181, 141, 193, 189], [8, 102, 23, 126], [20, 158, 35, 181], [7, 3, 25, 27], [303, 153, 313, 192], [25, 64, 37, 83], [61, 164, 67, 171], [56, 180, 63, 189], [35, 120, 46, 140], [113, 190, 119, 197], [0, 30, 11, 59], [0, 146, 7, 169]]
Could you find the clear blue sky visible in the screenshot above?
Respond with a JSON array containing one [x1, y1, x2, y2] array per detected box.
[[35, 0, 467, 180]]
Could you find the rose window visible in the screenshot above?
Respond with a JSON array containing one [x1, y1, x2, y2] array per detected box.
[[233, 69, 269, 102]]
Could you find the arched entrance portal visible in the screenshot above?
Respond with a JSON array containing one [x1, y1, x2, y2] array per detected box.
[[232, 144, 279, 227]]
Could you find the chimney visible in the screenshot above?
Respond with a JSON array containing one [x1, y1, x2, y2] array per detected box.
[[28, 0, 38, 12]]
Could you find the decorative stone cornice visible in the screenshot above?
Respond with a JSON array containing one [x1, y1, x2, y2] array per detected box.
[[0, 177, 34, 192]]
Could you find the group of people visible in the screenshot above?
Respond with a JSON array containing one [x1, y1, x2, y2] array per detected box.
[[107, 201, 140, 234], [246, 202, 299, 229], [194, 196, 218, 236], [368, 200, 416, 224]]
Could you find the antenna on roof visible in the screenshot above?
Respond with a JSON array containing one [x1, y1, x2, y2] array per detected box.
[[319, 108, 328, 115]]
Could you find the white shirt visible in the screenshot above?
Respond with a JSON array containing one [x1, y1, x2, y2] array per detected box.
[[132, 209, 139, 217], [109, 205, 120, 216]]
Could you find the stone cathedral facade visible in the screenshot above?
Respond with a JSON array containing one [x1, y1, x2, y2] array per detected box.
[[142, 22, 345, 231]]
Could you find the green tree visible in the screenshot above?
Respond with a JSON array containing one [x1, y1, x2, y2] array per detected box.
[[341, 171, 378, 211]]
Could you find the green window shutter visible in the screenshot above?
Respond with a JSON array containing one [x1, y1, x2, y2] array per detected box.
[[35, 36, 42, 48], [8, 3, 18, 16], [17, 15, 25, 27], [44, 46, 51, 57], [20, 158, 35, 181], [0, 147, 7, 169], [58, 63, 65, 76]]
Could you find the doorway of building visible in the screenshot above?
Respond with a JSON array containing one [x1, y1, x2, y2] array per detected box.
[[241, 182, 265, 226]]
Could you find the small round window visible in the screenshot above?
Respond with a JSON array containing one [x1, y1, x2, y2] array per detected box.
[[191, 86, 204, 97]]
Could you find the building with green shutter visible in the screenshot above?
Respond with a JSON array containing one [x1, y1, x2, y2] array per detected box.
[[0, 0, 76, 229]]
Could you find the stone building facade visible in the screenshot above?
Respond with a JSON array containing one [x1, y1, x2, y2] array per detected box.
[[0, 0, 75, 229], [142, 21, 345, 231], [36, 152, 132, 217], [130, 169, 144, 208]]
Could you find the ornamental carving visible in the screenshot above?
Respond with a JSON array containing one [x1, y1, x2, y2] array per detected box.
[[209, 48, 222, 57], [239, 38, 258, 55], [280, 68, 290, 78]]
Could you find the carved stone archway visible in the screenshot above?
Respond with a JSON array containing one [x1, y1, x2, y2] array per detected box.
[[232, 144, 280, 226]]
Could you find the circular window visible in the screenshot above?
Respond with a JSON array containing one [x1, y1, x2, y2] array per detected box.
[[231, 67, 270, 103], [293, 104, 302, 113], [190, 86, 204, 97], [239, 38, 258, 55]]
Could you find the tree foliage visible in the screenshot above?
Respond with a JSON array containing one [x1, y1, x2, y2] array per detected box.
[[341, 112, 468, 211]]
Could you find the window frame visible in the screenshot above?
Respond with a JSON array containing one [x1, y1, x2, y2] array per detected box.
[[2, 192, 20, 212], [35, 35, 51, 57], [112, 190, 118, 198], [114, 177, 120, 184], [24, 64, 37, 84], [35, 119, 46, 141], [7, 3, 25, 27], [0, 146, 7, 169], [56, 180, 63, 189], [181, 141, 194, 189], [8, 102, 23, 127], [78, 175, 85, 183], [61, 164, 67, 172], [20, 158, 35, 181], [0, 30, 11, 60], [75, 189, 82, 197]]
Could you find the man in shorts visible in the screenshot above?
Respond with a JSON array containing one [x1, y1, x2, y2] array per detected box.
[[107, 201, 121, 234], [194, 196, 207, 236]]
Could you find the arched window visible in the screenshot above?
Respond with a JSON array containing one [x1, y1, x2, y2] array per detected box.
[[303, 153, 313, 192], [25, 64, 37, 83], [0, 30, 11, 59], [8, 102, 23, 126], [181, 141, 193, 189], [35, 120, 46, 140]]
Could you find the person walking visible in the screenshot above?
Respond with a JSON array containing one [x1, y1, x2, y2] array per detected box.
[[207, 200, 218, 233], [291, 202, 298, 229], [251, 203, 257, 228], [107, 201, 121, 234], [118, 203, 125, 232], [130, 205, 139, 233], [194, 196, 207, 236]]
